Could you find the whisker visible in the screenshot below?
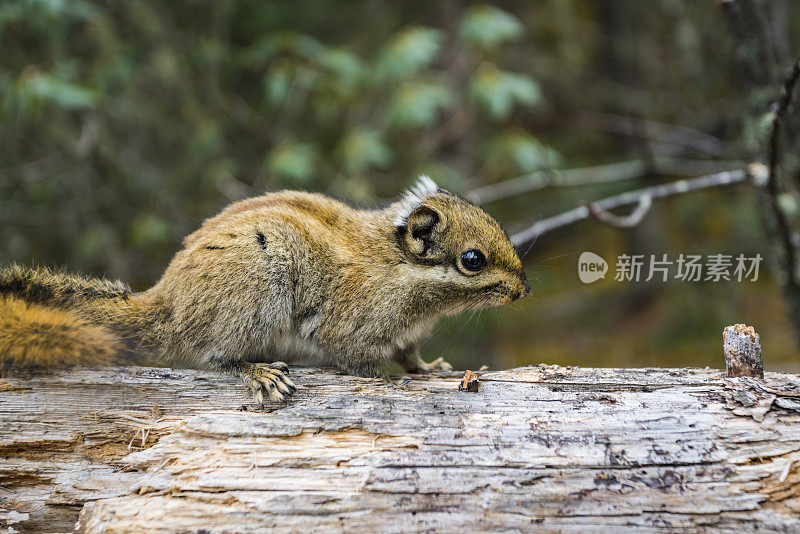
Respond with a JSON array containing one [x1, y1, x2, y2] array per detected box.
[[522, 231, 540, 259], [420, 297, 483, 348], [532, 252, 574, 264], [450, 304, 482, 341], [427, 299, 485, 361]]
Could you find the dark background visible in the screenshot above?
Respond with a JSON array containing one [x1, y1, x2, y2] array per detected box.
[[2, 1, 798, 371]]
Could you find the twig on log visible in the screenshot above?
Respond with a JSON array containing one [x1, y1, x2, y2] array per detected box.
[[467, 157, 744, 205], [509, 165, 766, 247], [723, 324, 764, 379], [458, 370, 480, 392]]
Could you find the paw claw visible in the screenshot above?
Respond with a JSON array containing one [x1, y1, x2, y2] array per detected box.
[[242, 362, 296, 404], [268, 387, 284, 402], [253, 387, 265, 406], [267, 361, 290, 374]]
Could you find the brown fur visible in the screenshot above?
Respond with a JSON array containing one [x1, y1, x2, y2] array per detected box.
[[0, 179, 528, 403], [0, 295, 124, 368]]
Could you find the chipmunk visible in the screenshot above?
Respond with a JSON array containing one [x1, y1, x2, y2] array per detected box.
[[0, 176, 529, 405]]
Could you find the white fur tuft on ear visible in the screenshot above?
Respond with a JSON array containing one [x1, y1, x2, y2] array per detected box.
[[393, 175, 441, 227], [410, 174, 439, 198]]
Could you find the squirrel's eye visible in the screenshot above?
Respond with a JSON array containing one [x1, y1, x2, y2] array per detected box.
[[461, 249, 486, 272]]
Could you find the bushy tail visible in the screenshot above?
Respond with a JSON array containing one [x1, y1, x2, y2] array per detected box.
[[0, 265, 132, 369]]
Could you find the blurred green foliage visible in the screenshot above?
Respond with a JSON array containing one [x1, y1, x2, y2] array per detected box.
[[1, 0, 550, 283], [2, 0, 799, 370]]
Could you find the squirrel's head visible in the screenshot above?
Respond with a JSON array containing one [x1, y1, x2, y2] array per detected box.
[[392, 176, 529, 312]]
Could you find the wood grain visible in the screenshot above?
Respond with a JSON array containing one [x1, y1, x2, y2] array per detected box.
[[2, 365, 800, 532]]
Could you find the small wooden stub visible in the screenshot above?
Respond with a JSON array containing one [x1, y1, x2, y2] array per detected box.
[[459, 370, 480, 392], [723, 324, 764, 379]]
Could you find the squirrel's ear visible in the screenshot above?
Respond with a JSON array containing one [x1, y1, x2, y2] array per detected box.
[[398, 204, 446, 258], [392, 175, 441, 225]]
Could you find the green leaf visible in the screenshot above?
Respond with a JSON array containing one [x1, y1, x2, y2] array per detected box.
[[469, 63, 541, 120], [18, 72, 97, 110], [338, 128, 392, 173], [267, 142, 318, 183], [264, 60, 294, 107], [314, 48, 365, 101], [376, 26, 443, 80], [319, 48, 364, 81], [459, 5, 523, 50], [388, 81, 454, 129], [484, 131, 561, 174]]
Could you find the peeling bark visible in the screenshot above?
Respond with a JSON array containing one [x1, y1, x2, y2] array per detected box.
[[2, 366, 800, 532]]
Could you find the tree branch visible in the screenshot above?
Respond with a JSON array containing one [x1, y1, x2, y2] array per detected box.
[[585, 194, 652, 228], [467, 157, 745, 205], [722, 1, 800, 355], [509, 166, 765, 247], [766, 58, 800, 288], [576, 111, 733, 157]]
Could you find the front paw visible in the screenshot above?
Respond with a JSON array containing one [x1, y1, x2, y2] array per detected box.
[[242, 362, 296, 405], [410, 356, 453, 373]]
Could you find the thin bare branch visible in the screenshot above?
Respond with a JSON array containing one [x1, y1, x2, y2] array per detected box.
[[577, 111, 734, 156], [586, 194, 652, 228], [468, 160, 647, 205], [467, 157, 745, 205], [510, 166, 765, 247]]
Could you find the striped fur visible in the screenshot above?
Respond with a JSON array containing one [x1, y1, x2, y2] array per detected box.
[[0, 264, 131, 306]]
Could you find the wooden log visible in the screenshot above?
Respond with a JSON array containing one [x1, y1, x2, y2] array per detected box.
[[2, 365, 800, 532]]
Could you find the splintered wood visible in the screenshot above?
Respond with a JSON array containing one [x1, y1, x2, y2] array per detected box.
[[724, 323, 764, 379], [2, 365, 800, 532], [458, 369, 479, 392]]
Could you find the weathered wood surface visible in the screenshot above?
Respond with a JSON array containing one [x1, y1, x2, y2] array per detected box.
[[2, 365, 800, 533]]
